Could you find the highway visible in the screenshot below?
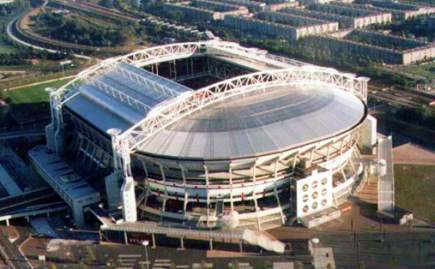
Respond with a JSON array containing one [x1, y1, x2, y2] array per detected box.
[[6, 15, 92, 60]]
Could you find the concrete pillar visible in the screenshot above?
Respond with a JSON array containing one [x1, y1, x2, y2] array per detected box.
[[229, 166, 234, 212], [179, 237, 185, 250], [124, 231, 128, 244], [73, 204, 85, 227], [209, 239, 213, 251], [105, 171, 122, 209], [152, 233, 156, 249], [121, 177, 137, 222], [45, 122, 64, 155]]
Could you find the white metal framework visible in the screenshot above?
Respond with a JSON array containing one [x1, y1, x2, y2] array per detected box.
[[120, 67, 368, 152], [48, 40, 369, 225]]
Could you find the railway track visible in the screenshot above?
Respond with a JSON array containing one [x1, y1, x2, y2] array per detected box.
[[368, 82, 434, 108], [51, 0, 139, 22]]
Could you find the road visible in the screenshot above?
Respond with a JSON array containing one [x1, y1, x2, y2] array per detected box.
[[6, 16, 92, 60], [0, 226, 32, 269]]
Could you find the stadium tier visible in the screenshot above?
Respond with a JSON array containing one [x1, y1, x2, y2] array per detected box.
[[32, 41, 373, 232]]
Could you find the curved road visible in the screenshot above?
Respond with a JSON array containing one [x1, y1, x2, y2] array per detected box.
[[6, 16, 92, 60]]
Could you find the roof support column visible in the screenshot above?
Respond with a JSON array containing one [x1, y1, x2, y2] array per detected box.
[[204, 165, 211, 227], [229, 165, 234, 212], [110, 130, 137, 223], [46, 91, 64, 155], [252, 160, 262, 231], [274, 159, 286, 225], [159, 163, 168, 222], [180, 164, 189, 221], [183, 192, 189, 221]]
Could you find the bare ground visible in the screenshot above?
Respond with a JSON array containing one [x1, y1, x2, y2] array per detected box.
[[392, 143, 435, 165]]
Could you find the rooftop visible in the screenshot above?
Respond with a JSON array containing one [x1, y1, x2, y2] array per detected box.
[[138, 83, 366, 160], [65, 62, 192, 134], [28, 145, 99, 202]]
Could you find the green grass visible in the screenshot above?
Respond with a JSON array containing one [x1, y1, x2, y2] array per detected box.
[[1, 78, 70, 123], [399, 62, 435, 81], [0, 43, 18, 54], [3, 79, 70, 104], [394, 164, 435, 223]]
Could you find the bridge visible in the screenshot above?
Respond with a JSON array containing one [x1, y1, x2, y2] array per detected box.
[[0, 187, 66, 225], [0, 125, 46, 140]]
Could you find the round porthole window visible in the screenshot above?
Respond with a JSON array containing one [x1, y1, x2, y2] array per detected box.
[[321, 178, 328, 185], [312, 191, 318, 199], [303, 205, 309, 213], [321, 188, 328, 196], [312, 181, 318, 189], [321, 199, 328, 206], [303, 194, 309, 203], [312, 202, 318, 210], [302, 184, 309, 192]]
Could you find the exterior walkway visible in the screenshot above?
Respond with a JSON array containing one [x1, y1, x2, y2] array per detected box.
[[0, 165, 22, 196]]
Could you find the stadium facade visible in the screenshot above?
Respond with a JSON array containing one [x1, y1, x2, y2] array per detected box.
[[30, 40, 375, 235]]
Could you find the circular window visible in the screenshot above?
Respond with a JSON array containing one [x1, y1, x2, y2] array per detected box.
[[321, 178, 328, 185], [303, 194, 309, 203], [312, 181, 318, 189], [303, 205, 309, 213], [321, 188, 328, 196], [321, 199, 328, 206], [312, 191, 318, 199], [312, 202, 318, 210], [302, 184, 309, 192]]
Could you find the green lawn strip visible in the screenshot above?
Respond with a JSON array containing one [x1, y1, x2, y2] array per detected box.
[[400, 63, 435, 81], [394, 164, 435, 223], [3, 78, 70, 104]]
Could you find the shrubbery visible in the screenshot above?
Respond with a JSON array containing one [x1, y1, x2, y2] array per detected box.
[[31, 11, 128, 47]]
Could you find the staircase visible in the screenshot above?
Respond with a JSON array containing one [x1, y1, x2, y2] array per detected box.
[[355, 177, 378, 204]]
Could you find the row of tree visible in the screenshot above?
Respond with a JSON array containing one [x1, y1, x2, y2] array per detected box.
[[31, 11, 129, 47]]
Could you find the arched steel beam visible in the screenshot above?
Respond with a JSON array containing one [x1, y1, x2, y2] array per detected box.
[[52, 40, 311, 105], [119, 67, 369, 153]]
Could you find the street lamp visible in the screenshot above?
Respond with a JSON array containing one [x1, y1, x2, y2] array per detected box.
[[142, 240, 150, 269]]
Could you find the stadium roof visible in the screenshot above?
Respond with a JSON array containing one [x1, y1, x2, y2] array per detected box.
[[61, 43, 366, 160], [65, 62, 192, 134], [139, 83, 366, 160]]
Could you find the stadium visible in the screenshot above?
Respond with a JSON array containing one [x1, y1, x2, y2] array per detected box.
[[30, 40, 372, 238]]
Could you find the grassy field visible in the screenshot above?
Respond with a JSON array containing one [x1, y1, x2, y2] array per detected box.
[[0, 43, 18, 54], [394, 164, 435, 223], [400, 62, 435, 81], [1, 78, 70, 123], [3, 79, 70, 104]]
